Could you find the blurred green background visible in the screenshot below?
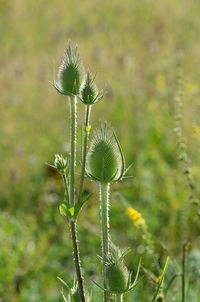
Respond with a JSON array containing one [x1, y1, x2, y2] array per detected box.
[[1, 0, 200, 301]]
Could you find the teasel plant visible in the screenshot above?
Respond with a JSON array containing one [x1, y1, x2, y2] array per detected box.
[[52, 42, 103, 302], [86, 124, 140, 302]]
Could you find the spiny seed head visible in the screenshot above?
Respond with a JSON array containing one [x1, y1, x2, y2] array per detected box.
[[86, 124, 125, 183], [79, 71, 103, 105], [54, 42, 83, 96], [106, 262, 129, 293], [54, 154, 68, 174], [106, 244, 130, 294]]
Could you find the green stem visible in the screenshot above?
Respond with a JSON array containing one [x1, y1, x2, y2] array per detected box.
[[77, 105, 91, 203], [100, 182, 110, 302], [68, 95, 86, 302], [70, 220, 86, 302], [62, 174, 69, 205], [116, 294, 123, 302], [69, 96, 77, 207], [182, 243, 186, 302]]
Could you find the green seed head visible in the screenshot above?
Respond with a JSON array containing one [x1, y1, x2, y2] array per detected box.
[[80, 72, 103, 105], [106, 244, 130, 294], [54, 42, 83, 96], [106, 262, 129, 293], [86, 124, 125, 183]]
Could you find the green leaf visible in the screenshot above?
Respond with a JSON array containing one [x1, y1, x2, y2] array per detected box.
[[61, 292, 68, 302], [68, 207, 75, 217], [57, 276, 71, 290], [151, 256, 170, 302], [59, 204, 68, 217]]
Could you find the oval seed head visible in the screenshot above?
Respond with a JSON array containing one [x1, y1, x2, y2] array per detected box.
[[106, 262, 129, 294], [86, 124, 125, 183], [54, 42, 83, 96], [80, 71, 103, 105], [105, 244, 130, 294]]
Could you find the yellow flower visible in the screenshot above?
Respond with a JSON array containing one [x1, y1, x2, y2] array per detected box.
[[192, 126, 200, 135], [126, 207, 146, 228]]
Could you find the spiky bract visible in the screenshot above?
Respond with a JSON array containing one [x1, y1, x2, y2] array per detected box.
[[54, 154, 68, 174], [54, 43, 83, 96], [80, 72, 103, 105], [86, 124, 125, 183], [105, 245, 130, 294]]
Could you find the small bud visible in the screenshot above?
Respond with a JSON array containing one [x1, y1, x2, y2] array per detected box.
[[86, 124, 125, 183], [54, 154, 68, 174], [54, 42, 83, 96], [79, 72, 103, 105]]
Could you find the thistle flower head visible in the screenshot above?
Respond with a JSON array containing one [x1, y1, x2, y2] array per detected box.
[[79, 71, 103, 105], [86, 124, 125, 183], [54, 42, 83, 96]]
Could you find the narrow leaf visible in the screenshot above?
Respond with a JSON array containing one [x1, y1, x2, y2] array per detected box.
[[151, 256, 170, 302]]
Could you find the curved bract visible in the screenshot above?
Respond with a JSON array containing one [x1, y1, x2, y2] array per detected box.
[[86, 124, 125, 183]]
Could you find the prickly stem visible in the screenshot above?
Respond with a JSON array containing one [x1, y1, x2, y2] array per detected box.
[[100, 182, 110, 302]]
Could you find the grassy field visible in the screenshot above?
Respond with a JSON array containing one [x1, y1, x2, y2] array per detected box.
[[1, 0, 200, 301]]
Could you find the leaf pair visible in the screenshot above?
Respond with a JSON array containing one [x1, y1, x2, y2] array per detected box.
[[59, 193, 92, 221]]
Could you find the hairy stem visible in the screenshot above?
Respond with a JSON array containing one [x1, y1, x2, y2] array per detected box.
[[69, 96, 77, 208], [77, 105, 91, 203], [100, 182, 110, 302], [62, 174, 69, 205], [68, 95, 86, 302], [70, 220, 85, 302]]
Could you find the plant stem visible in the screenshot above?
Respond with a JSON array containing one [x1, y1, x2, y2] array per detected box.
[[62, 174, 69, 205], [68, 95, 86, 302], [116, 294, 123, 302], [100, 182, 110, 302], [69, 96, 77, 208], [182, 243, 186, 302], [77, 105, 91, 203], [70, 220, 85, 302]]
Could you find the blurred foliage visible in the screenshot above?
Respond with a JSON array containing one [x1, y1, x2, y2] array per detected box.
[[1, 0, 200, 301]]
